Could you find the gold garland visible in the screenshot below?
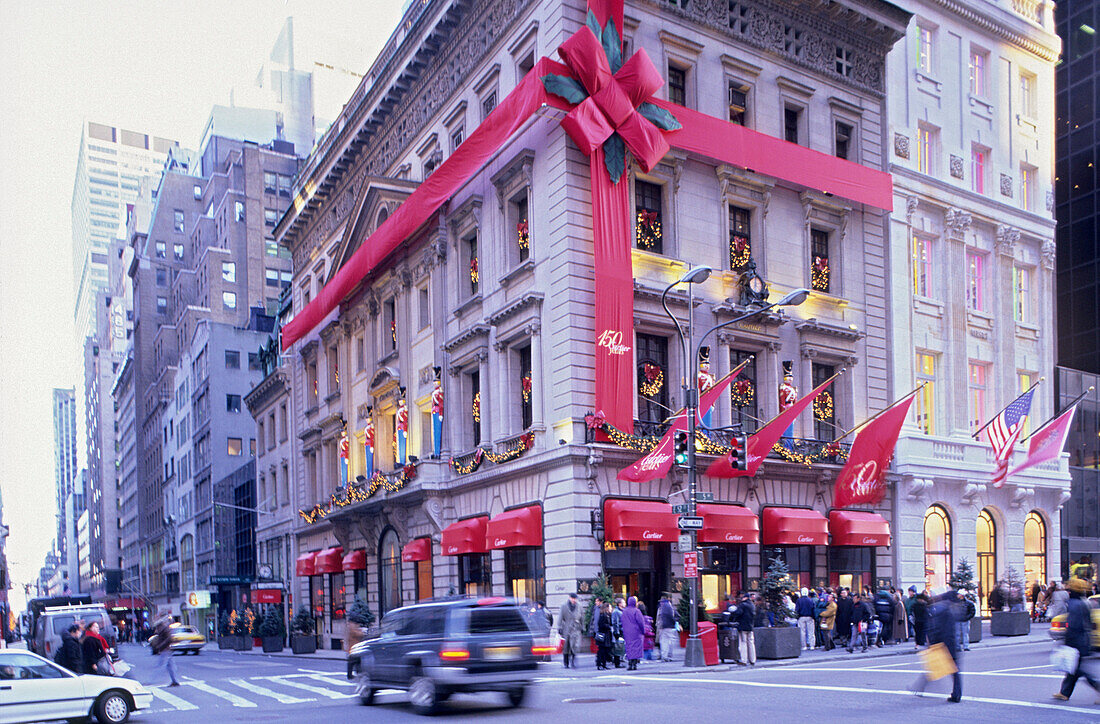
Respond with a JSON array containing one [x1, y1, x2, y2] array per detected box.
[[517, 220, 529, 252], [729, 235, 750, 269], [770, 441, 849, 467], [451, 432, 535, 473], [814, 390, 833, 421], [731, 379, 755, 408], [297, 465, 417, 524], [451, 448, 484, 475], [636, 210, 662, 250], [521, 373, 532, 403], [811, 255, 830, 291], [472, 391, 481, 423], [639, 363, 663, 397]]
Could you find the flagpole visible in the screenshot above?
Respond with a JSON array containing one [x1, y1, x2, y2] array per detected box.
[[829, 384, 924, 445], [1019, 386, 1093, 444], [971, 377, 1044, 440]]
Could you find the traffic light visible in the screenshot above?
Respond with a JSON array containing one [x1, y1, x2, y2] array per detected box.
[[729, 435, 748, 471], [674, 431, 689, 466]]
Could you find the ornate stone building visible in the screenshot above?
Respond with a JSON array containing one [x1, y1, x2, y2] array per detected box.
[[884, 0, 1068, 614], [278, 0, 910, 649]]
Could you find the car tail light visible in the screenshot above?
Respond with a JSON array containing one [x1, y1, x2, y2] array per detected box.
[[1051, 620, 1067, 630], [531, 643, 557, 656], [440, 645, 470, 661], [45, 641, 52, 654], [476, 597, 506, 606]]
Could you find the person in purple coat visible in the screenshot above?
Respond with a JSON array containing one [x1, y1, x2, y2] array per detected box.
[[621, 596, 646, 670]]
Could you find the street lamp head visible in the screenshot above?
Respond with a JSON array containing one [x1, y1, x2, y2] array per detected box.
[[679, 265, 712, 285], [778, 287, 811, 307]]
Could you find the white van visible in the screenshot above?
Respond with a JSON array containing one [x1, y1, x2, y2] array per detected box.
[[34, 604, 118, 663]]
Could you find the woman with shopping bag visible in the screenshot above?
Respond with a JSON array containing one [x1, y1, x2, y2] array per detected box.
[[911, 586, 962, 702], [1053, 578, 1100, 701]]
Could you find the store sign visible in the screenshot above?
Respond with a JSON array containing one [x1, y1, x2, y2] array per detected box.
[[683, 551, 698, 578], [186, 591, 211, 608], [253, 589, 283, 604]]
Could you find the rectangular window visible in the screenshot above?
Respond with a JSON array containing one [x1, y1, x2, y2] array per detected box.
[[465, 234, 479, 296], [916, 125, 934, 174], [1021, 165, 1035, 210], [514, 195, 529, 263], [519, 344, 533, 431], [384, 298, 397, 351], [266, 269, 280, 287], [810, 228, 831, 293], [328, 344, 339, 392], [223, 291, 237, 310], [225, 350, 240, 369], [729, 349, 758, 433], [155, 241, 166, 259], [173, 243, 184, 261], [193, 184, 202, 199], [459, 552, 493, 596], [481, 90, 497, 119], [968, 363, 987, 432], [226, 394, 241, 413], [835, 46, 853, 78], [915, 353, 936, 435], [1018, 373, 1033, 438], [763, 545, 813, 591], [156, 268, 168, 287], [969, 50, 986, 96], [784, 106, 800, 144], [450, 126, 464, 151], [264, 208, 278, 227], [470, 370, 481, 447], [277, 174, 292, 198], [248, 352, 260, 371], [1020, 72, 1036, 117], [635, 333, 669, 425], [667, 65, 686, 106], [355, 335, 365, 373], [834, 121, 853, 160], [966, 252, 984, 311], [227, 437, 243, 456], [728, 83, 748, 125], [156, 296, 168, 315], [1013, 266, 1031, 322], [917, 25, 933, 73], [812, 362, 836, 441], [263, 172, 277, 195], [634, 180, 664, 254], [971, 147, 987, 194], [222, 261, 236, 283], [729, 206, 751, 270], [234, 201, 244, 222], [173, 210, 184, 232], [912, 237, 933, 297], [330, 574, 345, 620], [418, 286, 430, 329]]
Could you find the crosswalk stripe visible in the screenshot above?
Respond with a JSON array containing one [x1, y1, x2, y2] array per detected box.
[[184, 680, 259, 707], [303, 673, 355, 687], [149, 686, 199, 711], [229, 677, 315, 704], [271, 675, 352, 699]]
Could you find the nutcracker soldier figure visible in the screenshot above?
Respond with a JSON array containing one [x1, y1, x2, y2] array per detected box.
[[779, 360, 798, 447], [364, 407, 375, 479], [431, 367, 443, 459], [396, 389, 409, 466], [697, 346, 717, 429], [338, 427, 349, 484]]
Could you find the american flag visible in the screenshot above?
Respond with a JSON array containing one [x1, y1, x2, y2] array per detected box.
[[984, 388, 1034, 488]]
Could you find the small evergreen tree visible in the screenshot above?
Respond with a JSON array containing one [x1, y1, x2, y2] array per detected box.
[[347, 597, 375, 628], [259, 607, 285, 638], [1003, 565, 1025, 606], [676, 586, 712, 631], [583, 573, 615, 633], [218, 611, 231, 637], [950, 557, 978, 600], [291, 606, 314, 635], [228, 609, 239, 635], [250, 609, 265, 637], [761, 556, 797, 626]]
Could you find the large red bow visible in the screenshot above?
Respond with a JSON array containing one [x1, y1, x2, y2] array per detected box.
[[547, 23, 674, 178]]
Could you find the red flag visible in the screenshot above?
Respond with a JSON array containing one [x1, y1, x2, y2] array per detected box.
[[1006, 404, 1076, 479], [833, 395, 915, 508], [617, 409, 687, 482], [698, 368, 742, 427], [706, 376, 836, 478]]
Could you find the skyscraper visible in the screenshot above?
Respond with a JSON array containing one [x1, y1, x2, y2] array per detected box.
[[52, 387, 78, 591]]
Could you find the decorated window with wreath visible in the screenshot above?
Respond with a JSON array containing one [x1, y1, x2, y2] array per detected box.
[[513, 194, 530, 263], [518, 344, 533, 431], [811, 362, 836, 441], [636, 333, 670, 425], [383, 297, 397, 352], [634, 179, 664, 254], [729, 349, 758, 433], [464, 232, 479, 296], [469, 370, 481, 447], [729, 206, 751, 271], [810, 228, 831, 293]]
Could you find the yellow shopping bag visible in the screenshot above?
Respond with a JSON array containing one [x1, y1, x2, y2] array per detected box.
[[919, 643, 958, 681]]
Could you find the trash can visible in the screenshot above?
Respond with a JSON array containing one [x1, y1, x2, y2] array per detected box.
[[717, 622, 739, 663], [698, 621, 720, 666]]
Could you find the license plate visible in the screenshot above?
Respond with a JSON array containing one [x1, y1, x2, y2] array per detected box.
[[484, 646, 520, 661]]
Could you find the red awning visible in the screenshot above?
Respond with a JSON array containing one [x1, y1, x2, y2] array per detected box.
[[762, 507, 829, 546], [442, 516, 489, 556], [105, 597, 146, 611], [604, 499, 678, 542], [487, 505, 543, 549], [697, 504, 760, 544], [342, 549, 367, 571], [295, 552, 317, 577], [829, 510, 891, 547], [314, 547, 345, 574], [253, 589, 283, 604], [402, 538, 431, 562]]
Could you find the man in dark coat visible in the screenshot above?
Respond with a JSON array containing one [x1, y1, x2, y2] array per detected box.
[[847, 593, 872, 653], [55, 623, 85, 673], [912, 586, 962, 702], [835, 588, 853, 649], [912, 589, 930, 648], [1054, 578, 1100, 701], [873, 590, 894, 647], [735, 593, 756, 666]]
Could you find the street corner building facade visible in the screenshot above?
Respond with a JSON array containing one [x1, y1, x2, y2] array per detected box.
[[883, 0, 1069, 615], [268, 0, 1055, 650]]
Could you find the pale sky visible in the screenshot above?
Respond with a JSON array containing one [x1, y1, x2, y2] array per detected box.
[[0, 0, 405, 613]]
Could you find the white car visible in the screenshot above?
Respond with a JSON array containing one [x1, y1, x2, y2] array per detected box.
[[0, 649, 152, 723]]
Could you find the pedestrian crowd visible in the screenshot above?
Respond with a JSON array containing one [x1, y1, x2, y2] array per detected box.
[[52, 619, 114, 677]]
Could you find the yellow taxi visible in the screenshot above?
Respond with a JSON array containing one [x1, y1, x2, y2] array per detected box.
[[168, 623, 206, 654], [1048, 594, 1100, 650]]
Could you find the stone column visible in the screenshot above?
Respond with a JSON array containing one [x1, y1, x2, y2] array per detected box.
[[994, 225, 1020, 413], [943, 208, 972, 437]]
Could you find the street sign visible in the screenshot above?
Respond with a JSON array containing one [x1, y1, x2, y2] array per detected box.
[[683, 551, 698, 578], [677, 516, 704, 530], [696, 492, 715, 502], [671, 503, 690, 515], [678, 534, 692, 552]]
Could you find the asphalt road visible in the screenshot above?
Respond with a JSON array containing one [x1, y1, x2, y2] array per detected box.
[[110, 640, 1098, 722]]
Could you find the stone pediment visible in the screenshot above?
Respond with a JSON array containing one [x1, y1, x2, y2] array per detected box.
[[368, 366, 401, 397], [443, 323, 490, 353], [328, 176, 420, 284], [794, 317, 864, 343], [488, 293, 543, 327]]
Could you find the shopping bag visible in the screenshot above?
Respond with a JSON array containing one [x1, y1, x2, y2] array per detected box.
[[1051, 645, 1080, 675], [551, 630, 563, 654], [613, 638, 625, 658], [919, 643, 958, 681], [94, 657, 116, 676]]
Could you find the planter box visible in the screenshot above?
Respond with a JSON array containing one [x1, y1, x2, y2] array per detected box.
[[755, 625, 802, 660], [217, 636, 236, 650], [261, 636, 284, 653], [990, 611, 1030, 637], [233, 635, 252, 651], [291, 634, 317, 654], [969, 617, 982, 643]]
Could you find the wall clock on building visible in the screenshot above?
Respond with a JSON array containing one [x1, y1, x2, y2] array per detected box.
[[739, 258, 769, 306], [258, 564, 273, 580]]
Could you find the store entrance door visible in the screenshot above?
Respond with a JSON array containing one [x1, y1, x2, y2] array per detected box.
[[603, 542, 669, 614]]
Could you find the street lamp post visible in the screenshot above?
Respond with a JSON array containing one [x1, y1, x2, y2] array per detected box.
[[662, 268, 810, 667]]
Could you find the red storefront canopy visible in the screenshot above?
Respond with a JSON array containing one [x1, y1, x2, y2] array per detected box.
[[295, 552, 317, 577], [603, 499, 678, 542], [697, 504, 760, 544], [762, 507, 829, 546], [442, 516, 489, 556], [314, 547, 345, 574], [342, 549, 367, 571], [829, 510, 891, 547], [487, 505, 543, 549], [106, 597, 146, 611], [401, 538, 431, 562], [253, 589, 283, 604]]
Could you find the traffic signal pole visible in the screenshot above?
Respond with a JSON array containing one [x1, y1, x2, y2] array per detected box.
[[683, 282, 704, 668]]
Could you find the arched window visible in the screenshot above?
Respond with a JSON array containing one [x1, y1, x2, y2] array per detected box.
[[376, 207, 389, 230], [1024, 512, 1047, 596], [924, 505, 951, 590], [977, 509, 997, 616], [379, 529, 402, 616]]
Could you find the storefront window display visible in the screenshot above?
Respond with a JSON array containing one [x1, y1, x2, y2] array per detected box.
[[330, 574, 346, 620], [763, 545, 813, 590], [700, 545, 744, 612], [504, 547, 545, 603], [977, 509, 997, 616], [379, 529, 402, 615], [1023, 511, 1046, 591], [459, 553, 492, 595], [924, 505, 952, 590], [828, 546, 875, 593]]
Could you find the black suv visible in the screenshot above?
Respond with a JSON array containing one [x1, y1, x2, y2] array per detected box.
[[348, 597, 544, 714]]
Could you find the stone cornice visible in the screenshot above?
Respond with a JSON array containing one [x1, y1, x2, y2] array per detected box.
[[795, 317, 865, 343], [244, 370, 289, 414], [443, 323, 491, 353], [925, 0, 1059, 62], [487, 292, 543, 327]]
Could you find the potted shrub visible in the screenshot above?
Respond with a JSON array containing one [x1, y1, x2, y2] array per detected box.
[[260, 606, 286, 653], [754, 557, 801, 659], [991, 566, 1031, 636], [346, 597, 375, 653], [290, 606, 317, 654], [217, 611, 235, 650], [949, 558, 982, 644], [232, 607, 254, 650], [583, 573, 614, 654], [250, 608, 264, 648]]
